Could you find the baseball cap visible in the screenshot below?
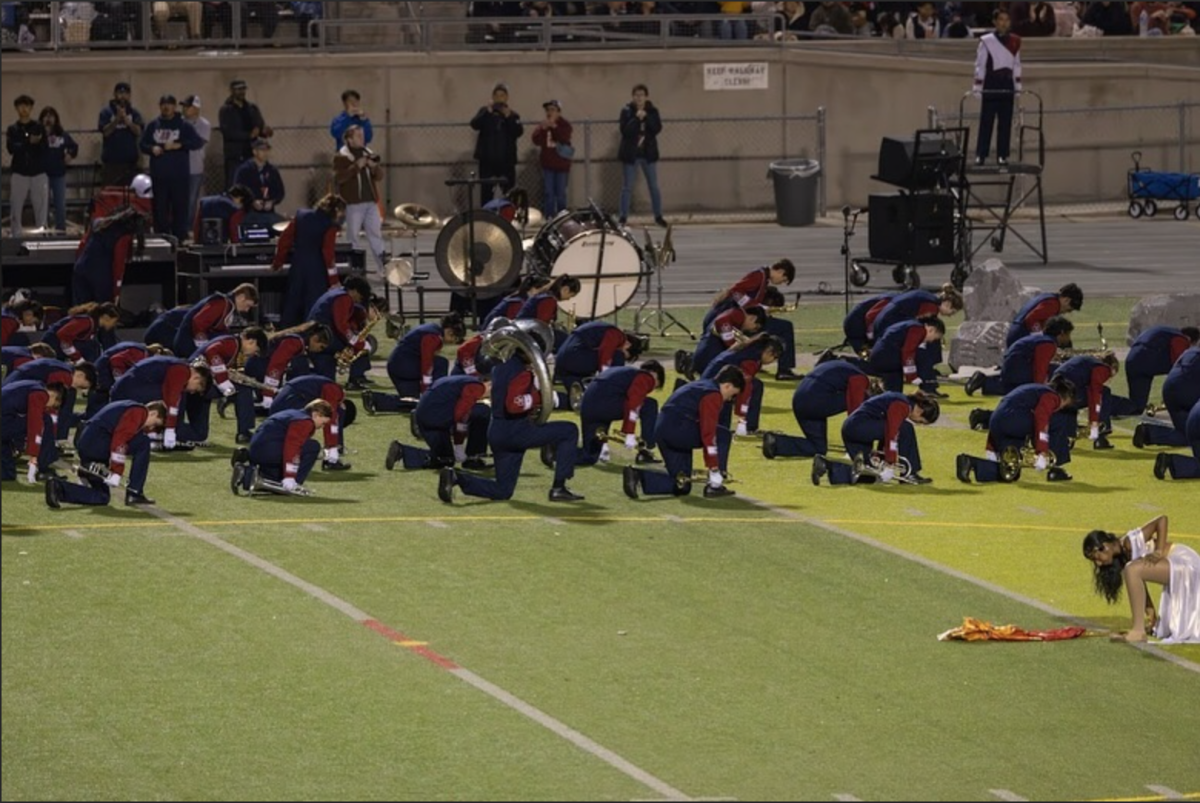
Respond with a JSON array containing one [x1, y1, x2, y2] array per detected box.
[[159, 94, 177, 105], [182, 94, 201, 108], [543, 99, 561, 111], [230, 79, 247, 90], [251, 137, 272, 150], [114, 81, 132, 93]]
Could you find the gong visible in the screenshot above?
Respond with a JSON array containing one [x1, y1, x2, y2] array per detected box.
[[434, 209, 524, 299]]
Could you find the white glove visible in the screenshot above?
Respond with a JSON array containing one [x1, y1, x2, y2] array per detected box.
[[878, 465, 896, 484], [163, 429, 177, 450], [1034, 453, 1049, 471], [361, 340, 373, 355], [911, 377, 924, 387], [105, 472, 122, 488], [735, 420, 749, 437], [552, 392, 565, 410], [1089, 424, 1100, 442], [453, 443, 467, 464], [985, 450, 998, 462], [598, 443, 611, 463], [26, 461, 38, 484], [707, 469, 724, 488], [624, 433, 638, 451], [324, 447, 340, 463], [971, 86, 982, 99], [282, 477, 298, 492], [261, 394, 274, 409], [218, 380, 236, 397]]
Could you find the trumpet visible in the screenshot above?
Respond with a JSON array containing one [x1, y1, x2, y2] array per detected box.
[[336, 311, 382, 375], [267, 320, 316, 341], [998, 446, 1056, 483], [594, 426, 645, 449], [675, 469, 738, 490], [228, 369, 272, 393], [851, 451, 917, 484], [1144, 403, 1167, 417], [764, 292, 803, 314]]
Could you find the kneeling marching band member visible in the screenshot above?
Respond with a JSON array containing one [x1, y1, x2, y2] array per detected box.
[[307, 276, 375, 387], [956, 377, 1075, 483], [811, 391, 938, 486], [1, 379, 64, 482], [110, 355, 212, 450], [438, 329, 582, 504], [386, 368, 492, 472], [452, 332, 485, 376], [762, 360, 874, 459], [680, 304, 767, 381], [554, 321, 646, 401], [704, 260, 799, 380], [1121, 325, 1198, 416], [191, 328, 267, 440], [965, 316, 1074, 400], [576, 359, 664, 466], [45, 400, 165, 508], [232, 399, 332, 496], [86, 340, 151, 417], [270, 374, 354, 470], [1051, 353, 1121, 450], [841, 293, 895, 355], [1155, 400, 1200, 481], [4, 356, 95, 440], [366, 313, 466, 413], [228, 324, 333, 440], [699, 335, 782, 436], [1, 341, 55, 376], [622, 364, 743, 500], [1005, 282, 1083, 348], [1134, 346, 1200, 451], [172, 283, 258, 360]]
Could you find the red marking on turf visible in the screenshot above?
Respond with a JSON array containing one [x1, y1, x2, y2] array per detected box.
[[363, 619, 459, 669]]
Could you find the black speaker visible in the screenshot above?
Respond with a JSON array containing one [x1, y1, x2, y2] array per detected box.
[[875, 136, 961, 190], [201, 217, 224, 246], [868, 193, 955, 265]]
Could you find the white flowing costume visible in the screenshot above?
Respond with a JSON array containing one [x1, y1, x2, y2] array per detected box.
[[1127, 528, 1200, 644]]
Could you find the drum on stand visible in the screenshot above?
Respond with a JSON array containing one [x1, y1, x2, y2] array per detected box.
[[528, 210, 644, 320]]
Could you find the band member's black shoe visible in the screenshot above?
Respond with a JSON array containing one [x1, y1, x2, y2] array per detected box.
[[925, 387, 950, 399], [703, 483, 735, 498], [385, 440, 402, 471], [965, 371, 986, 397], [125, 490, 156, 506], [216, 395, 231, 419], [361, 389, 377, 415], [655, 216, 668, 228], [231, 447, 251, 467], [673, 377, 687, 392], [812, 455, 827, 486], [909, 474, 933, 485], [775, 369, 802, 381], [1132, 424, 1147, 449], [762, 432, 778, 459], [549, 486, 585, 502], [44, 478, 61, 509], [1093, 435, 1114, 450], [438, 468, 456, 504], [673, 349, 688, 376], [1100, 422, 1113, 436], [322, 460, 352, 471], [635, 448, 661, 465], [969, 409, 989, 431], [1046, 467, 1073, 482], [540, 443, 555, 469], [1154, 452, 1170, 480], [815, 349, 837, 366], [567, 383, 584, 412], [235, 432, 252, 445], [346, 377, 371, 391], [36, 467, 61, 482], [956, 453, 972, 483], [622, 466, 640, 500], [461, 457, 491, 471], [230, 463, 245, 495]]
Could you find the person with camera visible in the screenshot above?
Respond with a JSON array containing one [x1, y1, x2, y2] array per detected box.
[[97, 82, 145, 187], [332, 124, 387, 277], [6, 94, 48, 234], [618, 83, 665, 228], [531, 99, 573, 218], [470, 82, 524, 207]]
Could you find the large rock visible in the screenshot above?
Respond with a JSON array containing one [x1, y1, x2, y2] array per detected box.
[[962, 258, 1043, 322], [949, 321, 1008, 371], [1127, 294, 1200, 345]]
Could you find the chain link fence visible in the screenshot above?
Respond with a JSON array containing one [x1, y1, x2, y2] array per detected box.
[[930, 99, 1199, 215]]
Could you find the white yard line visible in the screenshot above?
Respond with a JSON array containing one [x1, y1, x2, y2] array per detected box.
[[988, 790, 1028, 802], [1145, 786, 1184, 800]]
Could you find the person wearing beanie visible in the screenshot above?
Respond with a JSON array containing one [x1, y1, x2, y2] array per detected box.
[[531, 99, 573, 217], [140, 94, 205, 241], [469, 82, 524, 207]]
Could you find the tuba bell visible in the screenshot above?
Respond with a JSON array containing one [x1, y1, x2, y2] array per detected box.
[[481, 317, 555, 425]]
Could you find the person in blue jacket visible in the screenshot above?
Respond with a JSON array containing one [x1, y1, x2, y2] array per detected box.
[[38, 106, 78, 233], [140, 94, 205, 241]]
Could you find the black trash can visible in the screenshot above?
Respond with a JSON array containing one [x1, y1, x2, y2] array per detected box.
[[768, 158, 820, 227]]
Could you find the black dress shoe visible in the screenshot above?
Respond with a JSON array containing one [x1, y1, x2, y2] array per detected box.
[[125, 490, 156, 506], [345, 378, 371, 391], [549, 486, 585, 502], [703, 483, 735, 498], [438, 468, 456, 504], [969, 409, 990, 431], [622, 465, 640, 500], [1093, 435, 1114, 450], [762, 432, 778, 459], [909, 474, 933, 485], [775, 369, 802, 381], [956, 453, 972, 483], [965, 371, 985, 397], [231, 446, 251, 467], [45, 478, 61, 509], [461, 457, 491, 471], [235, 432, 251, 445], [812, 455, 827, 486], [322, 460, 352, 471], [635, 448, 661, 465], [1132, 424, 1147, 449], [655, 216, 668, 228], [385, 440, 402, 471], [540, 442, 555, 469], [361, 389, 376, 415], [1046, 467, 1073, 482], [216, 395, 231, 419], [1154, 452, 1170, 480]]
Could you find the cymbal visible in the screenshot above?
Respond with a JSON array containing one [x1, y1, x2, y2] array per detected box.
[[394, 202, 440, 229], [433, 209, 523, 299], [384, 257, 415, 287], [271, 220, 291, 233]]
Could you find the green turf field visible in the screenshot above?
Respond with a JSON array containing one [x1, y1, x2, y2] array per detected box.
[[3, 297, 1198, 801]]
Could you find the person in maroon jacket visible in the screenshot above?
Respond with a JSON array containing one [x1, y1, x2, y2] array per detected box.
[[957, 377, 1076, 484], [531, 99, 573, 218], [249, 325, 332, 409], [45, 400, 166, 509], [704, 260, 800, 380], [172, 283, 259, 359], [453, 333, 485, 377], [190, 327, 267, 398], [41, 302, 121, 364], [1005, 283, 1083, 348]]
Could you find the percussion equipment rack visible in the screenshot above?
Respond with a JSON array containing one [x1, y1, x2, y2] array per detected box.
[[634, 224, 693, 339]]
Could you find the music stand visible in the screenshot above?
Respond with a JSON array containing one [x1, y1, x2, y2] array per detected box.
[[634, 223, 693, 339], [444, 172, 505, 330]]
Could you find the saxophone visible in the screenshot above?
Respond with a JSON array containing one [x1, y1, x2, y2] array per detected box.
[[336, 309, 382, 375]]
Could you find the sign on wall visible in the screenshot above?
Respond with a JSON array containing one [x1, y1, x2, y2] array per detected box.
[[703, 62, 769, 91]]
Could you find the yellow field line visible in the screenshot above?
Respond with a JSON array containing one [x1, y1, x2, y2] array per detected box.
[[1088, 794, 1200, 802], [823, 519, 1200, 540], [1, 515, 801, 533]]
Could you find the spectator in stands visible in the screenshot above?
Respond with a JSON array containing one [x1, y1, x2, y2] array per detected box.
[[808, 0, 853, 34], [98, 81, 144, 187], [470, 82, 524, 208], [243, 1, 280, 39], [468, 1, 524, 44], [1082, 0, 1134, 34], [181, 95, 210, 239], [875, 7, 906, 38], [905, 2, 941, 37], [618, 83, 665, 228], [772, 1, 810, 39], [1132, 1, 1197, 34], [848, 3, 874, 36], [531, 99, 573, 218], [1012, 1, 1057, 35], [291, 1, 323, 41], [219, 79, 271, 187], [38, 107, 78, 235], [233, 138, 285, 229], [329, 89, 372, 149], [152, 2, 202, 40], [332, 124, 387, 277], [717, 2, 750, 39], [141, 94, 205, 242], [942, 3, 972, 38], [6, 95, 48, 234]]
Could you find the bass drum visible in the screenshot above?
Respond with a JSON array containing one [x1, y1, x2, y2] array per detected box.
[[530, 212, 644, 319]]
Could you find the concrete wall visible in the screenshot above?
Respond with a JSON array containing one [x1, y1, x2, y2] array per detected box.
[[3, 42, 1197, 218]]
